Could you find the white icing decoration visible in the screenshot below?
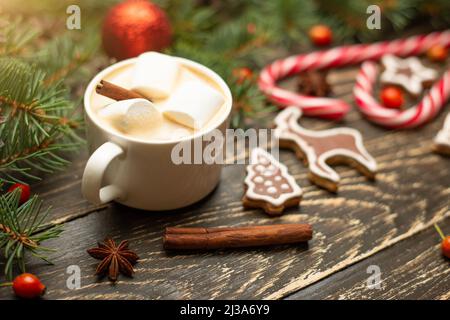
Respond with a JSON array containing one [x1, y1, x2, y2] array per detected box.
[[380, 55, 438, 96], [281, 184, 289, 190], [263, 170, 273, 177], [244, 148, 302, 206], [264, 180, 273, 186], [255, 165, 265, 172], [275, 176, 282, 181], [274, 107, 377, 183], [434, 113, 450, 148], [254, 176, 264, 183], [267, 187, 277, 194]]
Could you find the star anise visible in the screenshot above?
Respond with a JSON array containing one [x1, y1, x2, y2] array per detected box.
[[87, 238, 139, 282]]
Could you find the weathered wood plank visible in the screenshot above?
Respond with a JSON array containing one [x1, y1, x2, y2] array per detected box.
[[286, 223, 450, 300], [28, 149, 107, 226]]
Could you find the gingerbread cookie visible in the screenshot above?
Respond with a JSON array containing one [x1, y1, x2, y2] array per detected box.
[[380, 55, 438, 96], [243, 148, 302, 215], [274, 107, 377, 192], [434, 113, 450, 156]]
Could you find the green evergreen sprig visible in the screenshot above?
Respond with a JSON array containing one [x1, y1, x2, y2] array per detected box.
[[0, 16, 40, 57], [0, 58, 83, 184], [0, 15, 98, 185], [0, 188, 62, 280]]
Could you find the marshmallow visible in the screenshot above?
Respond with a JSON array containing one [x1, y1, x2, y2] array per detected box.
[[163, 81, 224, 129], [98, 98, 162, 133], [130, 52, 180, 100]]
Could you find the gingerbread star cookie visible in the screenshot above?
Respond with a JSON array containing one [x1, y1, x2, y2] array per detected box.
[[274, 107, 377, 192], [243, 148, 302, 215], [434, 113, 450, 156], [380, 54, 438, 96]]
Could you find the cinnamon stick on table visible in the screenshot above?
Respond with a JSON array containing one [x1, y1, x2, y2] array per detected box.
[[163, 224, 313, 250], [95, 80, 148, 101]]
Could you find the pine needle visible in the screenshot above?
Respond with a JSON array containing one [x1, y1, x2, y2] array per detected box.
[[0, 189, 62, 279]]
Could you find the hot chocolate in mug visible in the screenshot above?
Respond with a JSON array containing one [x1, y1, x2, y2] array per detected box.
[[82, 55, 232, 210]]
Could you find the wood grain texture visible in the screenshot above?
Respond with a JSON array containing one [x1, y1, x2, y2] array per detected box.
[[0, 65, 449, 300], [27, 149, 107, 226], [286, 223, 450, 300]]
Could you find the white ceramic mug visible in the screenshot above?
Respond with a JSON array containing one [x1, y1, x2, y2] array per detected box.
[[82, 57, 232, 210]]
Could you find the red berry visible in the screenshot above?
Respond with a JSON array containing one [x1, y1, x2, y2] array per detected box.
[[12, 273, 45, 299], [7, 183, 31, 204], [380, 86, 404, 109], [427, 45, 448, 62], [246, 23, 256, 34], [232, 67, 253, 84], [441, 236, 450, 259], [309, 25, 332, 46]]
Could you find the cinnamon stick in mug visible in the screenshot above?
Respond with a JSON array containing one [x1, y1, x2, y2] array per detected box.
[[163, 224, 313, 250], [95, 80, 147, 101]]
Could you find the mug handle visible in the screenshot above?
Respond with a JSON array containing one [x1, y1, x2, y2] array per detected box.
[[82, 141, 124, 204]]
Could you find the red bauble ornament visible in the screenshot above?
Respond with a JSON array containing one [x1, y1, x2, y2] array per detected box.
[[309, 25, 332, 46], [427, 45, 448, 62], [380, 86, 404, 109], [102, 0, 172, 60], [232, 67, 253, 84], [12, 273, 46, 299], [7, 183, 30, 204]]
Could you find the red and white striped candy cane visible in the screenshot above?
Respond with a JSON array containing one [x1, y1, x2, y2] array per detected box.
[[259, 30, 450, 120], [354, 62, 450, 129]]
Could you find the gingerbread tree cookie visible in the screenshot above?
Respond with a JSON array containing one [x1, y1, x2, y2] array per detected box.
[[274, 107, 377, 192], [243, 148, 302, 216], [380, 55, 438, 96], [434, 113, 450, 156]]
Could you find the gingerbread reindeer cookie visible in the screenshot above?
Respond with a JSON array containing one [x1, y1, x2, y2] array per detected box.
[[434, 113, 450, 156], [243, 148, 302, 215], [274, 107, 377, 192]]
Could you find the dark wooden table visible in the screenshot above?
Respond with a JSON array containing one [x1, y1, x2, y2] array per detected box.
[[0, 64, 449, 300]]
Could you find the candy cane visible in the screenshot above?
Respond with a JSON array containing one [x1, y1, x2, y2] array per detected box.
[[259, 30, 450, 120], [354, 62, 450, 128]]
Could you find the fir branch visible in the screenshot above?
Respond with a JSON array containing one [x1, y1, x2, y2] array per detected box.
[[229, 78, 276, 128], [0, 16, 39, 57], [34, 31, 99, 86], [0, 188, 62, 279], [0, 58, 82, 183], [0, 95, 78, 129], [0, 138, 52, 166], [43, 53, 88, 87], [0, 223, 38, 248]]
